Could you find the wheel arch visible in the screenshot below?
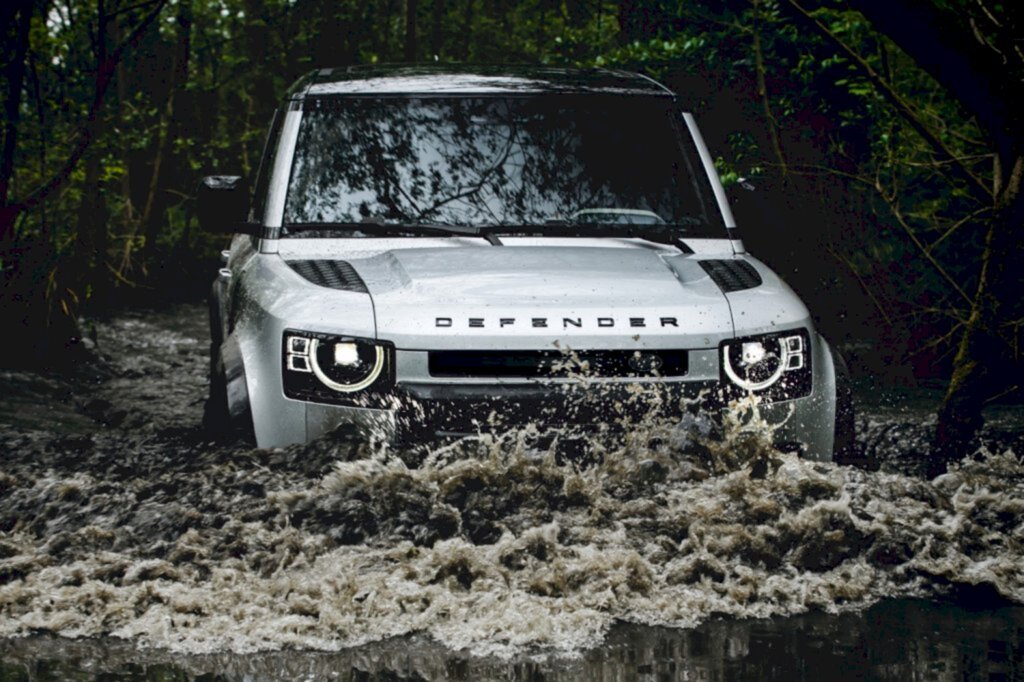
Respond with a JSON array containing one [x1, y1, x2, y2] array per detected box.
[[827, 340, 868, 467]]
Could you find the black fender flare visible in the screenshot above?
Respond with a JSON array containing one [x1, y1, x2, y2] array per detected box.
[[828, 343, 871, 468], [219, 334, 253, 427], [206, 278, 253, 440]]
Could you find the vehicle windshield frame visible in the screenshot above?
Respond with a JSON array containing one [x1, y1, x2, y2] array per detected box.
[[276, 93, 729, 240]]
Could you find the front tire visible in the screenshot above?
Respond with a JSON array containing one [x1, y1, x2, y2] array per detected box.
[[829, 344, 875, 470]]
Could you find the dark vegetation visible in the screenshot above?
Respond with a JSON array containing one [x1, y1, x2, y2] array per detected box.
[[0, 0, 1021, 471]]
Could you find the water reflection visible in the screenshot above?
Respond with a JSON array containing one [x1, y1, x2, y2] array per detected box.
[[284, 97, 720, 233], [2, 599, 1022, 680]]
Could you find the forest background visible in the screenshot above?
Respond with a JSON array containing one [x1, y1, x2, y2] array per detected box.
[[1, 0, 1022, 466]]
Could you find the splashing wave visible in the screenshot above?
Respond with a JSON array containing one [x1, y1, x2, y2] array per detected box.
[[2, 410, 1022, 657]]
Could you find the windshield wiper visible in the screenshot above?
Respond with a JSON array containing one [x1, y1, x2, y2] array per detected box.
[[285, 220, 694, 251], [285, 220, 504, 245], [472, 222, 694, 253]]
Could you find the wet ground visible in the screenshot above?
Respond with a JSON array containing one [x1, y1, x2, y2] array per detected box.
[[1, 303, 1023, 680]]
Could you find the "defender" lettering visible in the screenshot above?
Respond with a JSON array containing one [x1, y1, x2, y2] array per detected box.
[[433, 316, 682, 328]]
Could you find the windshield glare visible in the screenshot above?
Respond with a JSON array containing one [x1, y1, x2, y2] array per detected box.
[[282, 96, 724, 236]]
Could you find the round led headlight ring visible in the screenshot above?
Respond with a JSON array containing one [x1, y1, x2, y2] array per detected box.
[[723, 338, 789, 391], [308, 339, 385, 392]]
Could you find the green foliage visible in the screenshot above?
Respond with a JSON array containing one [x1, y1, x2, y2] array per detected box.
[[0, 0, 1014, 382]]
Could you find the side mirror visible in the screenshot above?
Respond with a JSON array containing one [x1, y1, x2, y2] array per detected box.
[[197, 175, 254, 234]]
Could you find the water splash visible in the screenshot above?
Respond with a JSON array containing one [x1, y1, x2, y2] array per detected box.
[[2, 411, 1023, 657], [1, 304, 1022, 660]]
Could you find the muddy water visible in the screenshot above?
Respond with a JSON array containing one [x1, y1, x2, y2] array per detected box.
[[1, 303, 1023, 679], [2, 599, 1023, 679]]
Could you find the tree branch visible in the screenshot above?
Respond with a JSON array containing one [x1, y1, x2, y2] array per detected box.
[[751, 0, 788, 176], [784, 0, 994, 204], [845, 0, 1023, 170], [10, 0, 167, 215], [875, 176, 974, 306], [928, 207, 992, 252]]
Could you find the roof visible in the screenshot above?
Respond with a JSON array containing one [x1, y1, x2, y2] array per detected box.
[[285, 65, 675, 100]]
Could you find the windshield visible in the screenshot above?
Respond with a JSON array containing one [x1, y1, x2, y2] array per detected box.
[[282, 96, 725, 237]]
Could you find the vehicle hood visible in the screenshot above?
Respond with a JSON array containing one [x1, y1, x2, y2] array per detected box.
[[339, 245, 734, 350]]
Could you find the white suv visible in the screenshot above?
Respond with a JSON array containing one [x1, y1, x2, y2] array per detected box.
[[198, 65, 853, 462]]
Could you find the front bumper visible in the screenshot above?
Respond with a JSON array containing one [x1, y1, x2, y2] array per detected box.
[[296, 338, 837, 461], [250, 329, 838, 461]]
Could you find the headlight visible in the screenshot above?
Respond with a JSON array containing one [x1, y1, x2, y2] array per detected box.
[[283, 330, 393, 405], [720, 330, 811, 400]]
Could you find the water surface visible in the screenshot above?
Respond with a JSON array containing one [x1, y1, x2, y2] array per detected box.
[[1, 304, 1022, 678]]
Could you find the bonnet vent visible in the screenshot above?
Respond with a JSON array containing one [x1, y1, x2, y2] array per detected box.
[[699, 259, 762, 293], [286, 260, 368, 293]]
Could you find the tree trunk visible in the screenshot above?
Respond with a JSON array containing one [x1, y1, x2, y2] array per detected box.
[[140, 0, 192, 272], [460, 0, 474, 60], [932, 156, 1024, 474], [382, 0, 398, 59], [78, 0, 111, 298], [72, 134, 109, 298], [430, 0, 444, 57], [112, 14, 137, 277], [366, 1, 382, 59], [404, 0, 418, 61], [0, 0, 33, 251]]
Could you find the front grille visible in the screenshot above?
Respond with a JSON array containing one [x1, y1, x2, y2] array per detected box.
[[285, 259, 368, 292], [700, 259, 762, 293], [393, 380, 722, 440], [428, 349, 688, 379]]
